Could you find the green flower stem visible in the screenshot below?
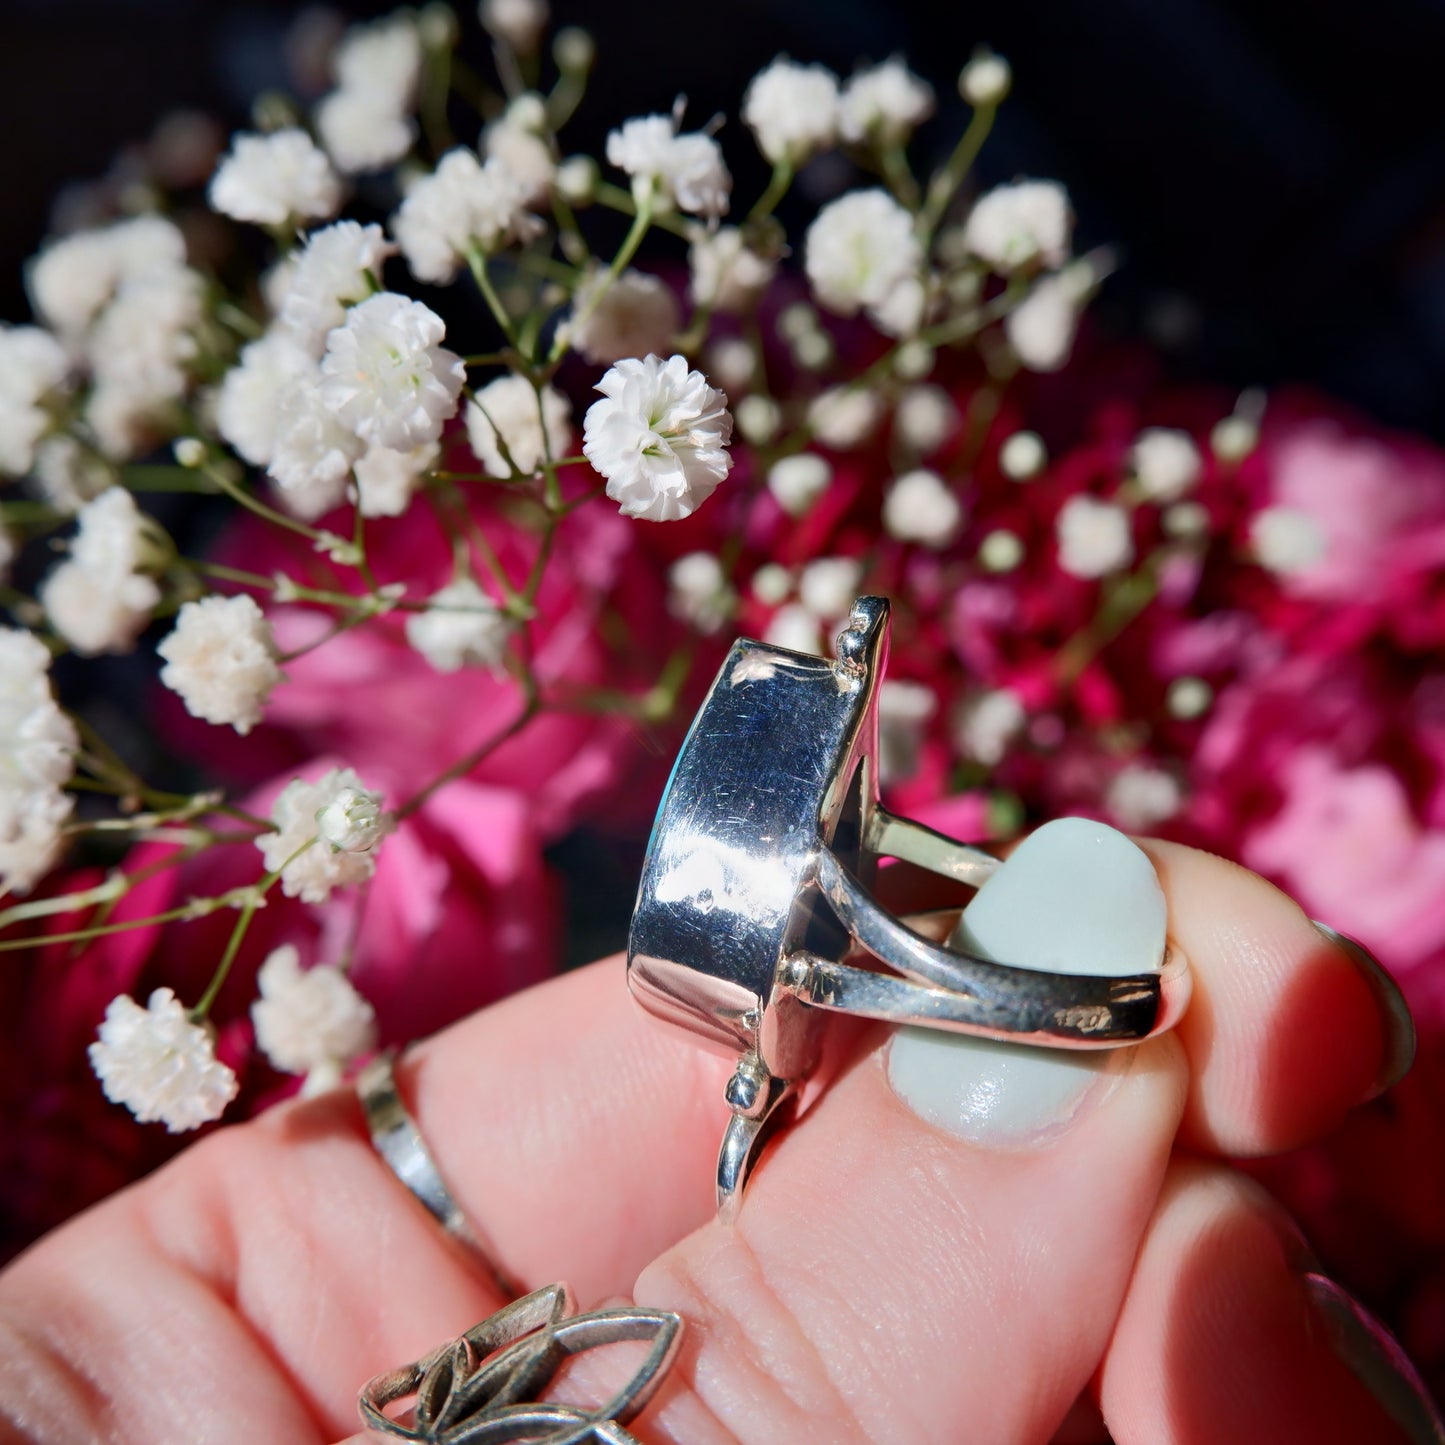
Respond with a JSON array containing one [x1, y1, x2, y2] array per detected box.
[[191, 868, 283, 1021], [0, 886, 252, 953], [921, 102, 997, 244], [548, 193, 656, 365], [394, 672, 541, 822], [466, 248, 526, 356], [747, 161, 795, 224], [201, 462, 326, 546], [1055, 565, 1161, 685], [880, 143, 920, 209], [593, 182, 691, 238], [420, 34, 456, 156]]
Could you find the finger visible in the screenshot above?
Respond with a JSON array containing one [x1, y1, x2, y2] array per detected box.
[[1099, 1158, 1444, 1444], [0, 961, 732, 1445], [602, 820, 1192, 1444], [1139, 840, 1414, 1156]]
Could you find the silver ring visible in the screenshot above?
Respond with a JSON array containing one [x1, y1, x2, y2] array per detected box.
[[357, 1051, 517, 1295], [357, 1282, 682, 1444], [627, 595, 1191, 1221]]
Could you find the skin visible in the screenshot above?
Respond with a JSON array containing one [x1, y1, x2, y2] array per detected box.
[[0, 839, 1419, 1444]]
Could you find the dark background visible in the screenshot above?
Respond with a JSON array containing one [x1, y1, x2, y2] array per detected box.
[[5, 0, 1445, 437]]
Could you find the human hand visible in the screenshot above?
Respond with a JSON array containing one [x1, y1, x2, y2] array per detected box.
[[0, 831, 1436, 1443]]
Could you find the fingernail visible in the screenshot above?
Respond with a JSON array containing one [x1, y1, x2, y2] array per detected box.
[[887, 817, 1167, 1145], [1311, 920, 1417, 1096], [1304, 1273, 1445, 1443]]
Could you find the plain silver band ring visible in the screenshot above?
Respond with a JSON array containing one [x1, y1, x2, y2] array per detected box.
[[357, 1050, 518, 1295]]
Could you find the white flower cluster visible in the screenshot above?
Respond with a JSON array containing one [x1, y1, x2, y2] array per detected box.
[[582, 354, 733, 522], [963, 180, 1072, 273], [393, 147, 543, 284], [805, 189, 925, 337], [568, 268, 679, 365], [217, 222, 463, 521], [0, 324, 68, 476], [0, 629, 78, 895], [606, 113, 731, 219], [27, 214, 204, 464], [209, 127, 341, 227], [316, 14, 423, 174], [251, 944, 377, 1091], [157, 594, 282, 735], [406, 577, 513, 672], [466, 373, 571, 478], [89, 988, 238, 1132], [743, 59, 841, 166], [839, 58, 935, 146], [40, 487, 163, 655], [256, 766, 384, 903]]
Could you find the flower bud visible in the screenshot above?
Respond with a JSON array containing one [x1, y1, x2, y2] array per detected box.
[[959, 49, 1012, 108]]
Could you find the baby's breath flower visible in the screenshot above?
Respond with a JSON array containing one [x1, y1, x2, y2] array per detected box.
[[466, 374, 571, 478], [878, 679, 936, 784], [804, 189, 922, 328], [839, 58, 934, 146], [743, 58, 840, 167], [484, 100, 557, 203], [882, 468, 962, 548], [895, 385, 957, 456], [319, 292, 464, 451], [750, 563, 793, 607], [89, 988, 238, 1132], [32, 435, 115, 515], [556, 155, 598, 205], [1251, 506, 1328, 576], [1006, 264, 1091, 372], [667, 552, 735, 634], [353, 440, 438, 518], [978, 528, 1024, 572], [962, 180, 1071, 274], [40, 487, 163, 656], [392, 149, 542, 284], [808, 386, 884, 450], [251, 945, 377, 1079], [767, 453, 832, 516], [0, 324, 68, 476], [1211, 414, 1259, 463], [567, 269, 680, 365], [157, 594, 282, 735], [706, 336, 757, 392], [0, 628, 78, 895], [258, 767, 383, 902], [480, 0, 549, 52], [798, 556, 864, 622], [606, 114, 731, 219], [689, 227, 776, 312], [582, 353, 732, 522], [316, 785, 384, 853], [1130, 427, 1202, 502], [999, 430, 1047, 479], [405, 577, 512, 672], [217, 330, 316, 467], [953, 688, 1026, 765], [209, 128, 341, 227], [332, 13, 423, 108], [733, 394, 780, 446], [1167, 676, 1213, 720], [317, 88, 416, 175], [959, 50, 1012, 108], [27, 214, 187, 338], [1106, 763, 1183, 830], [764, 603, 824, 656], [278, 221, 397, 353], [1056, 494, 1134, 578], [267, 372, 362, 519]]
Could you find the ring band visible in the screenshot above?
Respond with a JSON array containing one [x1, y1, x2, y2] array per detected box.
[[357, 1051, 517, 1295]]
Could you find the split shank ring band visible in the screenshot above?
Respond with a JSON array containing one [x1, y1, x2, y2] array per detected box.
[[627, 596, 1191, 1221]]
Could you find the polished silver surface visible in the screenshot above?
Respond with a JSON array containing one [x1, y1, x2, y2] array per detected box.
[[358, 1282, 681, 1444], [357, 1052, 518, 1297], [627, 596, 1190, 1220]]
